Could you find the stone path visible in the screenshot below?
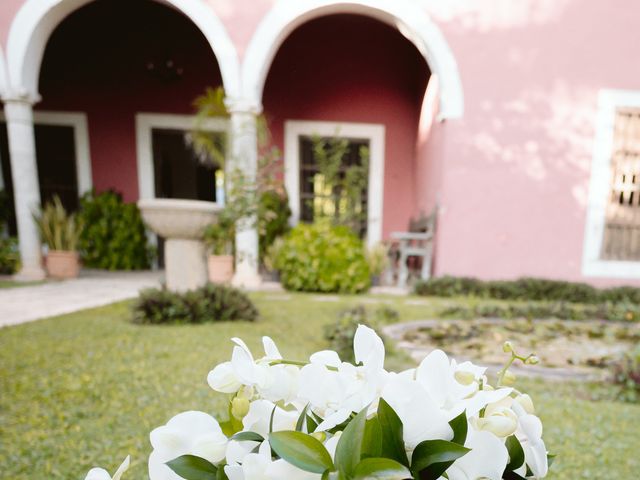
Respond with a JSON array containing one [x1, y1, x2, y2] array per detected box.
[[0, 270, 163, 328]]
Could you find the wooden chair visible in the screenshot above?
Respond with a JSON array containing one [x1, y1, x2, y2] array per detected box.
[[387, 209, 437, 288]]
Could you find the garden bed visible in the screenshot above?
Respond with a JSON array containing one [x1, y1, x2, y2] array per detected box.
[[385, 318, 640, 380]]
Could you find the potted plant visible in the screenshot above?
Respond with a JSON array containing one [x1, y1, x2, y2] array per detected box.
[[33, 195, 84, 279], [203, 208, 235, 283]]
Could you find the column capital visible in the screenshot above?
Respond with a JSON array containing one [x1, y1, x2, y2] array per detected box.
[[1, 88, 41, 105], [224, 97, 262, 115]]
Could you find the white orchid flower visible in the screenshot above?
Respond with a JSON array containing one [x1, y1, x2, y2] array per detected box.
[[85, 456, 130, 480], [381, 373, 453, 450], [353, 324, 385, 371], [241, 399, 298, 437], [512, 401, 548, 478], [447, 428, 509, 480], [148, 411, 228, 480]]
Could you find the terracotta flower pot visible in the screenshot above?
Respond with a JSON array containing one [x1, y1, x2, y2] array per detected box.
[[208, 254, 234, 283], [46, 250, 80, 279]]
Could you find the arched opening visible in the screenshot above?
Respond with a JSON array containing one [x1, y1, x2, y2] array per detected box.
[[0, 0, 231, 234], [261, 13, 432, 244]]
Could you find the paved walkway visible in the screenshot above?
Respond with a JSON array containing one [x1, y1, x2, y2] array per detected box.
[[0, 270, 163, 328]]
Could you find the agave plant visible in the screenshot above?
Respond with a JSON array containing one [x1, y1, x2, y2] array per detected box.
[[33, 195, 84, 252]]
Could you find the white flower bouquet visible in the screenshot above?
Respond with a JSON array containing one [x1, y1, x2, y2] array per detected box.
[[86, 326, 552, 480]]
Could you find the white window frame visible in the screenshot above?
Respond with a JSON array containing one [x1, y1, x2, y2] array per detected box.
[[284, 119, 385, 247], [0, 109, 92, 195], [582, 89, 640, 278], [135, 113, 228, 201]]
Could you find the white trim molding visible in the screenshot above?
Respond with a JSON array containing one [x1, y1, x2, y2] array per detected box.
[[582, 89, 640, 278], [284, 119, 385, 247], [0, 109, 92, 195], [0, 45, 8, 98], [242, 0, 463, 120], [135, 113, 228, 201], [7, 0, 241, 102]]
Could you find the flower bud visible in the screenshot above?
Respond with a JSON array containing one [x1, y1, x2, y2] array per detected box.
[[525, 355, 540, 365], [503, 341, 514, 353], [311, 431, 327, 443], [502, 370, 516, 385], [231, 397, 250, 420], [515, 394, 535, 414], [454, 370, 476, 386], [475, 408, 518, 437]]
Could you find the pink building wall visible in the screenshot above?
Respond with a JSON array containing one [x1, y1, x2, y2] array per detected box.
[[1, 0, 639, 285]]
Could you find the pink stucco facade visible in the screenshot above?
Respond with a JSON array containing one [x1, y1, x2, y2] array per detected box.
[[0, 0, 638, 285]]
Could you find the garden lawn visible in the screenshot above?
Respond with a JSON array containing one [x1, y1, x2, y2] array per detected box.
[[0, 292, 638, 479]]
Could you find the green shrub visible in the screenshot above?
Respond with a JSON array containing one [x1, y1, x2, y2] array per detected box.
[[439, 300, 640, 322], [0, 236, 19, 274], [203, 208, 235, 255], [258, 190, 290, 260], [132, 283, 258, 324], [415, 275, 640, 304], [78, 190, 154, 270], [323, 305, 396, 363], [612, 345, 640, 403], [274, 223, 370, 294]]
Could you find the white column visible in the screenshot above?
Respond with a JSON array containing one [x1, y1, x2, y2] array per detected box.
[[3, 96, 45, 280], [226, 101, 262, 288]]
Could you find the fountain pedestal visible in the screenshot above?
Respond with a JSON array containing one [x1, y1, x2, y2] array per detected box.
[[138, 199, 221, 292]]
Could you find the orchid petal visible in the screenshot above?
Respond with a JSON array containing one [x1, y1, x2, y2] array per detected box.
[[262, 337, 282, 359], [84, 468, 112, 480], [353, 324, 385, 371]]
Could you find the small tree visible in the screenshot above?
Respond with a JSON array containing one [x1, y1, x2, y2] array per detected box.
[[188, 87, 290, 259]]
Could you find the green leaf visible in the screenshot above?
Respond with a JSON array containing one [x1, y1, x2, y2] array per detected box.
[[307, 414, 319, 433], [269, 431, 335, 474], [505, 435, 525, 471], [448, 411, 468, 445], [362, 418, 382, 459], [296, 404, 311, 432], [547, 453, 557, 468], [334, 407, 368, 476], [410, 440, 470, 480], [231, 431, 264, 443], [377, 398, 409, 467], [269, 405, 277, 433], [503, 471, 527, 480], [166, 455, 218, 480], [353, 458, 412, 479]]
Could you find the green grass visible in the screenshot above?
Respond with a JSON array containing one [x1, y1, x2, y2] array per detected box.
[[0, 279, 46, 289], [0, 292, 638, 479]]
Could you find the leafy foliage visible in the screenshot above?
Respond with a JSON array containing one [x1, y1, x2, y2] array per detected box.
[[33, 195, 83, 251], [415, 275, 640, 304], [612, 344, 640, 403], [274, 223, 370, 294], [77, 190, 154, 270], [308, 136, 369, 236], [439, 299, 640, 322], [257, 190, 291, 260], [0, 236, 19, 274], [132, 283, 258, 325], [203, 208, 236, 255]]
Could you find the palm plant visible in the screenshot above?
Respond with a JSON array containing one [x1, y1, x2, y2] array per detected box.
[[33, 195, 84, 251]]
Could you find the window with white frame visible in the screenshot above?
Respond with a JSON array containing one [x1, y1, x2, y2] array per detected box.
[[583, 90, 640, 278], [284, 120, 385, 247]]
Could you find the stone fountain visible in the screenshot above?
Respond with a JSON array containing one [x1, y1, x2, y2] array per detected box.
[[138, 198, 221, 292]]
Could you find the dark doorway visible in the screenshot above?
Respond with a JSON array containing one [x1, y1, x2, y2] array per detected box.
[[151, 128, 219, 267], [152, 128, 216, 202], [0, 123, 79, 237]]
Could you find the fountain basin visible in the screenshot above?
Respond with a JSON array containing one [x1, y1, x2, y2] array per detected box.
[[138, 198, 222, 292]]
